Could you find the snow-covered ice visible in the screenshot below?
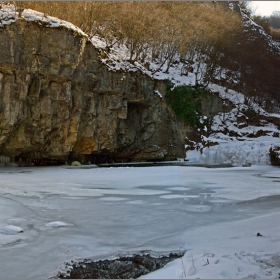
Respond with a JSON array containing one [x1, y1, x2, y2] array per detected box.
[[187, 137, 278, 166], [141, 211, 280, 279], [0, 165, 280, 278], [45, 221, 72, 228], [0, 225, 24, 234]]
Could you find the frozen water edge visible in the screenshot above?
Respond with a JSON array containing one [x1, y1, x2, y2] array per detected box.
[[0, 165, 280, 278], [187, 137, 278, 167], [141, 211, 280, 279]]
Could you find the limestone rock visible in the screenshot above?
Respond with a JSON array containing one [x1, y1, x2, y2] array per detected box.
[[0, 16, 187, 163], [71, 161, 81, 166], [270, 145, 280, 166]]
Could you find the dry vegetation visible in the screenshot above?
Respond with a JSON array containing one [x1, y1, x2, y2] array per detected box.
[[11, 1, 241, 65], [253, 13, 280, 41], [6, 2, 280, 111]]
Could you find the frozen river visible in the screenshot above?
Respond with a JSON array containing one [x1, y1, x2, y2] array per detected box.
[[0, 165, 280, 278]]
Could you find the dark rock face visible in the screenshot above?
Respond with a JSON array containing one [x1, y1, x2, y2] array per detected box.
[[0, 19, 187, 163], [270, 145, 280, 166], [57, 253, 184, 279]]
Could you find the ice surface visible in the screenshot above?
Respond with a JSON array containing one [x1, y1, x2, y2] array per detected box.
[[45, 221, 72, 228], [141, 211, 280, 279], [0, 165, 280, 278]]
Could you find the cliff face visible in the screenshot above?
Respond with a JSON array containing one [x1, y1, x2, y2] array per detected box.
[[0, 19, 187, 164]]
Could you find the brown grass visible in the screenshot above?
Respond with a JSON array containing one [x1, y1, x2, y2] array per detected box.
[[10, 1, 241, 63]]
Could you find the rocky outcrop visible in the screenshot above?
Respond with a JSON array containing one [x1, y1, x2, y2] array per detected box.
[[270, 145, 280, 166], [0, 18, 187, 164]]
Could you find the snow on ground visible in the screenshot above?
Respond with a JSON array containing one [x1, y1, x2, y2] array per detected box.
[[208, 83, 273, 117], [91, 35, 201, 87], [141, 211, 280, 279], [185, 83, 280, 166], [187, 136, 279, 166], [241, 7, 280, 54], [0, 4, 87, 37], [0, 165, 280, 278]]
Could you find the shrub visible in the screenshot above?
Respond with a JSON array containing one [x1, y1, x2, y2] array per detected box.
[[165, 79, 208, 128]]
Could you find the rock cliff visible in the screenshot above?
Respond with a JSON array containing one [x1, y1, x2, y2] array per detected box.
[[0, 17, 187, 164]]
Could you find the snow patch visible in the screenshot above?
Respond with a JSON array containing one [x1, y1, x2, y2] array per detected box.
[[22, 9, 87, 36], [0, 5, 17, 27], [45, 221, 72, 228], [0, 225, 24, 235], [154, 90, 163, 98], [0, 4, 87, 38]]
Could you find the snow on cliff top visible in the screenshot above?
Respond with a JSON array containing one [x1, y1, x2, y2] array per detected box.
[[0, 4, 87, 37], [2, 4, 279, 88], [90, 34, 199, 86], [0, 4, 16, 26]]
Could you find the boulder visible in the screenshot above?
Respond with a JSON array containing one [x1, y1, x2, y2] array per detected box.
[[71, 161, 81, 166]]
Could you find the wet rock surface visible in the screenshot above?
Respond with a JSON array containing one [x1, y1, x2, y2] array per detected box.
[[57, 252, 184, 279]]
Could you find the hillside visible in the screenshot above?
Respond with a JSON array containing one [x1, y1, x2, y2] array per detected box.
[[0, 2, 279, 166], [1, 4, 280, 279]]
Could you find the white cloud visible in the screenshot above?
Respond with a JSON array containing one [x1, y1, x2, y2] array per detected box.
[[250, 1, 280, 17]]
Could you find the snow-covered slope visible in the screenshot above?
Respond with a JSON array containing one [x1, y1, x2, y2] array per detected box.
[[90, 5, 280, 167], [187, 85, 280, 166]]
